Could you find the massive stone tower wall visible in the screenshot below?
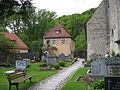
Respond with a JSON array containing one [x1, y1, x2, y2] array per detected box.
[[87, 0, 110, 60], [108, 0, 118, 53], [109, 0, 120, 54], [87, 0, 120, 60]]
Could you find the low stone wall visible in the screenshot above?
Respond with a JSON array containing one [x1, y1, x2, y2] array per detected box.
[[0, 52, 39, 65]]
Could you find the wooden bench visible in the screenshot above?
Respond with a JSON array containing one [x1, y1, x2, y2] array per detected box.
[[7, 71, 32, 90]]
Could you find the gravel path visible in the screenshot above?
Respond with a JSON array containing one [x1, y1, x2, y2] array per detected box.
[[28, 59, 84, 90]]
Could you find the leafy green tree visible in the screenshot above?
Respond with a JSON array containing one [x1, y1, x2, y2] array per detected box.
[[29, 39, 43, 52], [0, 0, 32, 25], [75, 31, 86, 53]]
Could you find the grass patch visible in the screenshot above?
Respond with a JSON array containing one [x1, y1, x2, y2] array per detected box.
[[0, 63, 58, 90], [62, 68, 89, 90]]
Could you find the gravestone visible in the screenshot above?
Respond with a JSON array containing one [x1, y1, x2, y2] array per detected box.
[[106, 56, 120, 76], [41, 55, 47, 63], [22, 58, 31, 67], [58, 53, 66, 61], [91, 57, 107, 76], [105, 76, 120, 90], [46, 53, 57, 65], [16, 60, 27, 70]]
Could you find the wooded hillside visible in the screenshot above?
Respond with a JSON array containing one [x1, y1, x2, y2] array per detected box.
[[0, 1, 96, 57]]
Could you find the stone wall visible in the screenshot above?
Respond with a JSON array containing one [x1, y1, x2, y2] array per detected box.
[[0, 52, 39, 65], [87, 0, 110, 60], [43, 38, 75, 56]]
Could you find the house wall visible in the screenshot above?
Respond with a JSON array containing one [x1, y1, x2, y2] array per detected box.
[[9, 49, 28, 53], [43, 38, 75, 56], [16, 50, 28, 53]]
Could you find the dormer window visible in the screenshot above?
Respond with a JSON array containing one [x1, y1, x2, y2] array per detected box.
[[55, 30, 61, 34]]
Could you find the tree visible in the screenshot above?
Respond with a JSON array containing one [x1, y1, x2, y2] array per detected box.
[[0, 0, 32, 25], [0, 0, 32, 33], [29, 39, 43, 52], [75, 31, 86, 53]]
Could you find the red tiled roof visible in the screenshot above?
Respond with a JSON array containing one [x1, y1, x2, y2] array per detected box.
[[43, 23, 73, 39], [4, 32, 29, 50]]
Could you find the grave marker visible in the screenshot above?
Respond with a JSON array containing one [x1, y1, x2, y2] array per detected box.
[[16, 60, 27, 70], [105, 77, 120, 90]]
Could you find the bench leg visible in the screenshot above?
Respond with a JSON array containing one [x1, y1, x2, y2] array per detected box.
[[9, 84, 11, 90], [29, 78, 32, 83], [16, 84, 19, 90]]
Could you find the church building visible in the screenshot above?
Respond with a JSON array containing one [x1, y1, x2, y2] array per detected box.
[[87, 0, 120, 60]]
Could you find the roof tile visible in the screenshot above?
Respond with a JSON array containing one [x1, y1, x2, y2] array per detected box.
[[4, 32, 29, 50], [43, 23, 72, 39]]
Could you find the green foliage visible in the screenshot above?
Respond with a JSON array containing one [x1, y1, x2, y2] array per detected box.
[[39, 63, 48, 67], [84, 60, 93, 67], [54, 63, 60, 69], [0, 63, 12, 67], [90, 80, 104, 90], [38, 48, 42, 60], [58, 61, 65, 67], [75, 31, 86, 52], [29, 39, 43, 52], [57, 8, 96, 38], [2, 5, 95, 54], [0, 0, 32, 25]]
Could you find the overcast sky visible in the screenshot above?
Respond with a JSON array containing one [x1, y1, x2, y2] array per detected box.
[[32, 0, 102, 16]]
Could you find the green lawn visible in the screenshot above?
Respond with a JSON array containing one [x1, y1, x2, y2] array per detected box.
[[62, 68, 89, 90], [0, 63, 58, 90]]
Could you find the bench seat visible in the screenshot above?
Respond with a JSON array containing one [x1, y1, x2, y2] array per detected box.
[[7, 71, 32, 90]]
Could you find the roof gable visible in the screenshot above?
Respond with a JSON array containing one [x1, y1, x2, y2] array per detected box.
[[4, 32, 29, 50], [43, 23, 72, 39]]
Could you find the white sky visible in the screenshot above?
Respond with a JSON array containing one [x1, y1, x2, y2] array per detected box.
[[32, 0, 102, 16]]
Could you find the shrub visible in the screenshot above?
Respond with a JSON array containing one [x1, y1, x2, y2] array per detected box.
[[58, 61, 65, 67], [84, 60, 92, 67], [90, 80, 104, 89], [0, 63, 12, 67], [39, 63, 47, 67], [54, 63, 60, 69]]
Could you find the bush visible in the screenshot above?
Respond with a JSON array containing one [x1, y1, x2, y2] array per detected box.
[[84, 60, 92, 67], [54, 63, 60, 69], [0, 63, 12, 67], [39, 63, 47, 67], [90, 80, 104, 89], [58, 61, 65, 67]]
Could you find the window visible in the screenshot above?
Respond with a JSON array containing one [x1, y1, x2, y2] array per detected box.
[[55, 30, 61, 34], [52, 39, 56, 45], [111, 28, 114, 37], [61, 39, 65, 45]]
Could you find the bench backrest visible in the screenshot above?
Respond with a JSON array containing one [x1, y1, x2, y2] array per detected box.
[[7, 72, 26, 81]]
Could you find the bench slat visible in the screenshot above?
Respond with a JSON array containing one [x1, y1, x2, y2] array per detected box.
[[11, 76, 32, 84]]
